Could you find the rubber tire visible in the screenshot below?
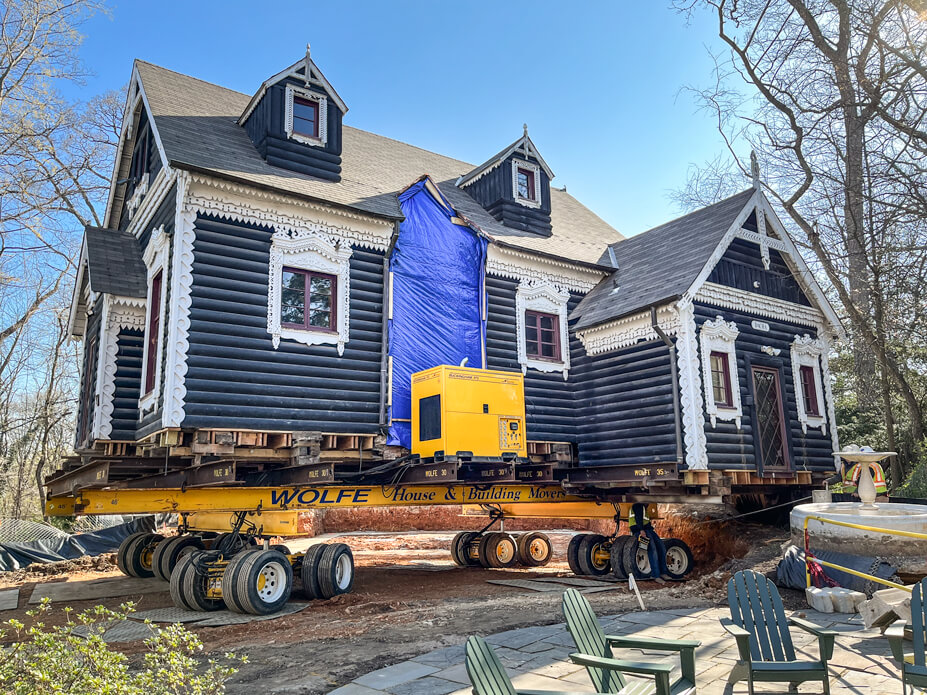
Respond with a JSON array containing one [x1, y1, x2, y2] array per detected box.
[[221, 549, 261, 613], [231, 549, 293, 615], [211, 532, 255, 554], [516, 532, 552, 567], [270, 544, 291, 556], [457, 532, 481, 566], [170, 552, 223, 612], [450, 532, 466, 566], [153, 535, 205, 582], [318, 543, 355, 598], [567, 534, 587, 575], [116, 532, 149, 576], [609, 535, 632, 580], [124, 532, 164, 578], [663, 538, 694, 579], [483, 533, 517, 569], [623, 534, 652, 580], [577, 534, 611, 577], [300, 545, 327, 600]]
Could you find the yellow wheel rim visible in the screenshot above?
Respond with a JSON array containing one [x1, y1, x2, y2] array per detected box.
[[495, 539, 515, 564]]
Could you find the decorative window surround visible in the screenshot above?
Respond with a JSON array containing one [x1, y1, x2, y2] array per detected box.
[[285, 84, 328, 147], [676, 301, 709, 470], [93, 295, 146, 440], [790, 334, 828, 435], [699, 315, 743, 428], [267, 228, 352, 353], [511, 159, 541, 208], [819, 338, 840, 464], [138, 225, 170, 414], [486, 244, 603, 294], [515, 281, 570, 379], [125, 171, 149, 220], [575, 305, 679, 356], [696, 283, 825, 329]]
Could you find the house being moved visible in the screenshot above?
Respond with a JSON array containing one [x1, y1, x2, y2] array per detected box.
[[58, 51, 843, 500]]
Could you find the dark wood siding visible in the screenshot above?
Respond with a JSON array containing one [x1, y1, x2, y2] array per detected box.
[[243, 78, 342, 181], [183, 214, 383, 432], [75, 310, 102, 447], [117, 108, 163, 232], [694, 302, 833, 472], [708, 238, 811, 306], [461, 155, 552, 236], [484, 275, 579, 442], [573, 339, 678, 467], [110, 328, 143, 440]]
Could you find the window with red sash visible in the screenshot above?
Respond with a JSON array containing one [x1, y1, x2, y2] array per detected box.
[[524, 310, 561, 361], [710, 351, 734, 408], [292, 96, 320, 139], [799, 364, 820, 416], [281, 267, 336, 332], [144, 270, 162, 394]]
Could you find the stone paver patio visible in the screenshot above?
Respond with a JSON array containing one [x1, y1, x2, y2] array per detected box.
[[330, 606, 901, 694]]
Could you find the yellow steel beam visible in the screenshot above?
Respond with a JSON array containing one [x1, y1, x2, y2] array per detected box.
[[461, 501, 658, 520], [46, 483, 585, 517]]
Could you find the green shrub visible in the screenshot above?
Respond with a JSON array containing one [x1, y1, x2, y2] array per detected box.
[[0, 599, 244, 694]]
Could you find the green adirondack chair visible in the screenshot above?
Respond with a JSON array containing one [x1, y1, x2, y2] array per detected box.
[[722, 570, 837, 694], [466, 635, 610, 695], [885, 577, 927, 694], [561, 588, 699, 695]]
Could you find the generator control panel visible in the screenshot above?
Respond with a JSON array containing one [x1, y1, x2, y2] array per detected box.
[[410, 365, 528, 459]]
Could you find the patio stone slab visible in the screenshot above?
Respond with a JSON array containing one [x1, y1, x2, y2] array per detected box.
[[354, 661, 439, 690], [0, 588, 19, 611]]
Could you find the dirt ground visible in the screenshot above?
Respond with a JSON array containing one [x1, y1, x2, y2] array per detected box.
[[1, 522, 797, 694]]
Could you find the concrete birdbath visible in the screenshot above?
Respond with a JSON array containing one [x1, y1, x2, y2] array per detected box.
[[790, 447, 927, 574]]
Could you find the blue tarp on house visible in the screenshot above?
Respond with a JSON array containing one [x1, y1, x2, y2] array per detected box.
[[387, 179, 487, 447]]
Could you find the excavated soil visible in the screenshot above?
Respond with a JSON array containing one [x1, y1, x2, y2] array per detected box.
[[0, 520, 794, 693]]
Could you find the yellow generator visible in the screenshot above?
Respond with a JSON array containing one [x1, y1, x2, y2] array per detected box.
[[411, 365, 527, 459]]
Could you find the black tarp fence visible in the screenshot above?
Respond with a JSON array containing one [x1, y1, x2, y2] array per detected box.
[[0, 516, 157, 572]]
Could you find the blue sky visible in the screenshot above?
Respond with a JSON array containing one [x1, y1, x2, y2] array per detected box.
[[71, 1, 734, 237]]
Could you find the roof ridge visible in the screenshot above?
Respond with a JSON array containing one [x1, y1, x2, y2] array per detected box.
[[615, 188, 754, 245]]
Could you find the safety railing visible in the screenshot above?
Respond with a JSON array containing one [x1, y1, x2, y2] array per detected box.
[[803, 514, 927, 593]]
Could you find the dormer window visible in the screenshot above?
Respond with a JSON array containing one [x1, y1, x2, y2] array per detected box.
[[293, 96, 319, 139], [285, 84, 328, 146], [511, 159, 541, 209], [517, 167, 535, 201]]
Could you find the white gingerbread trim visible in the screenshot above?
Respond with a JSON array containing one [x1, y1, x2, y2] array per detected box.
[[284, 84, 328, 147], [267, 228, 353, 354], [699, 315, 743, 428], [511, 159, 542, 209], [790, 334, 828, 435], [696, 283, 825, 329], [94, 296, 146, 440], [161, 173, 196, 428], [125, 172, 149, 221], [486, 244, 603, 294], [676, 301, 709, 469], [576, 305, 679, 356], [819, 336, 840, 465], [515, 280, 570, 378], [138, 225, 170, 414], [185, 175, 391, 251]]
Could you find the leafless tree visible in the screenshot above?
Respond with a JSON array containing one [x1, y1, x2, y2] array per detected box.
[[673, 0, 927, 484]]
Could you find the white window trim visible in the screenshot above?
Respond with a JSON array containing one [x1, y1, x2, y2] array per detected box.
[[284, 84, 328, 147], [511, 159, 542, 209], [93, 295, 146, 440], [791, 334, 828, 434], [267, 229, 352, 354], [138, 225, 169, 414], [699, 315, 742, 428], [515, 280, 570, 379]]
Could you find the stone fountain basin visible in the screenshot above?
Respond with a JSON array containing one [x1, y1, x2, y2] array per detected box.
[[791, 502, 927, 574]]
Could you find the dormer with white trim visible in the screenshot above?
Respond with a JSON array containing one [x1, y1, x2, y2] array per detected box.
[[457, 126, 554, 237], [239, 46, 348, 182]]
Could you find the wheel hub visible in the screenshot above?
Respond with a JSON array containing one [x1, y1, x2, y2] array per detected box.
[[496, 539, 515, 563], [256, 561, 286, 602]]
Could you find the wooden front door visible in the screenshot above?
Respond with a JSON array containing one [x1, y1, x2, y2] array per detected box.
[[751, 366, 790, 471]]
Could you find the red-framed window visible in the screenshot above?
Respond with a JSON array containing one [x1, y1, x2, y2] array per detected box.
[[516, 167, 536, 201], [710, 351, 734, 408], [799, 365, 820, 416], [293, 96, 320, 139], [144, 270, 162, 395], [281, 267, 336, 332], [525, 310, 560, 361]]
